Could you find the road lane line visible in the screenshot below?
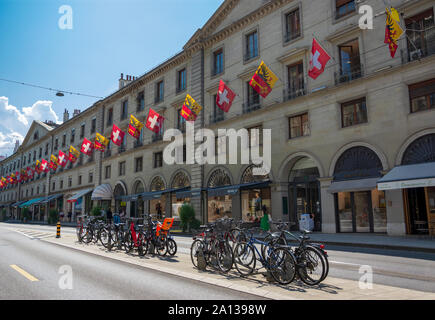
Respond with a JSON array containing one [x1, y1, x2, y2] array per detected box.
[[10, 265, 39, 282]]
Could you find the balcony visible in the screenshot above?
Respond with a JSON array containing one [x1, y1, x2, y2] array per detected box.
[[284, 31, 301, 43], [335, 63, 363, 85], [283, 84, 306, 102], [209, 113, 225, 124], [243, 101, 261, 114], [152, 134, 163, 143], [401, 37, 435, 64], [134, 141, 143, 149]]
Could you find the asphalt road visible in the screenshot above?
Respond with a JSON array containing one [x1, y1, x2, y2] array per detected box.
[[0, 226, 264, 300], [2, 223, 435, 296]]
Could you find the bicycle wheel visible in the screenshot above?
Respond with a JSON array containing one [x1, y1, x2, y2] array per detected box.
[[268, 247, 296, 285], [137, 233, 146, 257], [233, 242, 256, 276], [156, 235, 168, 256], [99, 227, 110, 248], [297, 246, 326, 286], [123, 231, 134, 253], [261, 234, 286, 261], [84, 227, 93, 244], [167, 238, 177, 256], [228, 228, 246, 247], [216, 241, 234, 273], [190, 239, 204, 268]]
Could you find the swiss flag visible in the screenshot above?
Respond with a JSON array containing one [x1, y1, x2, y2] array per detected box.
[[40, 159, 50, 173], [81, 138, 94, 156], [26, 167, 34, 179], [216, 80, 236, 113], [308, 38, 331, 80], [111, 124, 125, 146], [145, 109, 164, 134], [58, 150, 68, 167]]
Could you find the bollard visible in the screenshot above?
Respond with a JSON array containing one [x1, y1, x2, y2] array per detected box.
[[56, 221, 61, 238]]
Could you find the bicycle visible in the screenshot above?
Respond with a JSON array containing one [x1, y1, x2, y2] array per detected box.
[[233, 227, 297, 285], [261, 222, 329, 285]]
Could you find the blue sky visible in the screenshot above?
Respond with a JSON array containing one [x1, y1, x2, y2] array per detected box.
[[0, 0, 224, 156]]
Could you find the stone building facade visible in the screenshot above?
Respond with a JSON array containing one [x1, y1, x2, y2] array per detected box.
[[1, 0, 435, 235]]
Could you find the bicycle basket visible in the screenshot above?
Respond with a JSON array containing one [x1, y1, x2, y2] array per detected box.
[[215, 218, 233, 232]]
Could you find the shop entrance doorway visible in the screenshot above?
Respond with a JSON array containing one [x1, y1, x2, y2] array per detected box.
[[405, 188, 429, 235]]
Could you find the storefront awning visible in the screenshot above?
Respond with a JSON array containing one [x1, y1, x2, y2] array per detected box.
[[11, 200, 27, 207], [176, 188, 204, 199], [91, 184, 113, 200], [208, 181, 271, 197], [67, 188, 93, 203], [328, 178, 379, 194], [19, 197, 46, 208], [377, 162, 435, 190], [39, 194, 63, 204]]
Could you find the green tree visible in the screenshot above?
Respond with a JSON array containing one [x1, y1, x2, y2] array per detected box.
[[1, 209, 6, 222], [179, 203, 201, 232], [22, 208, 30, 223], [48, 209, 59, 225]]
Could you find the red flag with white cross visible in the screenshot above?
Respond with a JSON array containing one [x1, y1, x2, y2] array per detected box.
[[80, 138, 94, 156], [308, 38, 331, 80], [145, 108, 164, 134], [26, 167, 34, 179], [40, 159, 50, 173], [111, 124, 125, 146], [58, 150, 68, 167], [216, 80, 236, 113]]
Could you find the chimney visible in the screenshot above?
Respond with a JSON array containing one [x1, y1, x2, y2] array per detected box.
[[13, 140, 20, 153], [63, 109, 69, 123], [119, 73, 136, 89], [73, 109, 81, 117]]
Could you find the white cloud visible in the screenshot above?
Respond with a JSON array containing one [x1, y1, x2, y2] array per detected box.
[[0, 96, 61, 156]]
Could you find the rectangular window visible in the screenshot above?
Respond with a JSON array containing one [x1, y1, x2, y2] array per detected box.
[[135, 157, 143, 173], [286, 62, 305, 100], [91, 118, 96, 134], [156, 81, 164, 103], [80, 124, 85, 138], [335, 0, 356, 19], [409, 78, 435, 113], [68, 176, 72, 187], [284, 9, 301, 42], [338, 39, 361, 83], [137, 92, 145, 112], [60, 180, 63, 189], [212, 94, 224, 123], [45, 143, 48, 156], [244, 81, 260, 113], [341, 98, 368, 127], [248, 125, 263, 148], [89, 172, 93, 183], [71, 129, 76, 143], [38, 148, 42, 158], [119, 161, 126, 176], [78, 175, 82, 185], [177, 69, 187, 93], [105, 166, 111, 179], [289, 113, 310, 139], [177, 108, 186, 132], [213, 49, 224, 76], [52, 182, 55, 191], [55, 138, 59, 150], [154, 152, 163, 168], [121, 100, 128, 120], [406, 9, 435, 61], [107, 108, 113, 126], [245, 31, 258, 61], [153, 121, 164, 142]]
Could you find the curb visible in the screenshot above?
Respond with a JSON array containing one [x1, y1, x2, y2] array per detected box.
[[41, 237, 295, 300]]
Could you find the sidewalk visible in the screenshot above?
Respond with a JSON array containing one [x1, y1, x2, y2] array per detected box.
[[41, 232, 435, 300], [5, 219, 77, 228]]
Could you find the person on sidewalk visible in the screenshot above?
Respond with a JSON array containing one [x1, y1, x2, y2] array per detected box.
[[106, 207, 113, 224], [260, 205, 270, 232]]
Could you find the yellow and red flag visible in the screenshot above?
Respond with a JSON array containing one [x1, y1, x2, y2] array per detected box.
[[50, 155, 58, 171], [35, 160, 42, 174], [128, 115, 144, 139], [1, 176, 7, 187], [181, 94, 202, 121], [95, 133, 109, 151], [249, 61, 278, 98], [384, 7, 404, 58], [69, 146, 80, 163]]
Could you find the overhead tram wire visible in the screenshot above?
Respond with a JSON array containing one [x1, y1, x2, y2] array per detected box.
[[0, 78, 104, 99]]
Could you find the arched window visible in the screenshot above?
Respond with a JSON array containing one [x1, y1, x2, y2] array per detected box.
[[241, 165, 270, 184], [334, 147, 382, 181], [402, 134, 435, 165], [208, 168, 231, 188], [171, 172, 190, 189], [134, 181, 145, 194], [150, 176, 165, 192]]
